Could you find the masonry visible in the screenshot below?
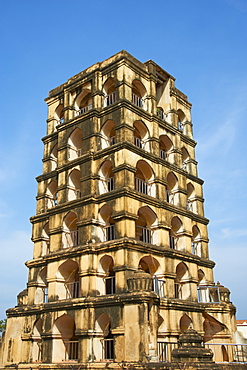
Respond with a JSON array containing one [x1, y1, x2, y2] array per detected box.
[[0, 51, 244, 369]]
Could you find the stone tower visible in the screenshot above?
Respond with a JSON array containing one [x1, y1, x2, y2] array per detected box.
[[0, 51, 237, 368]]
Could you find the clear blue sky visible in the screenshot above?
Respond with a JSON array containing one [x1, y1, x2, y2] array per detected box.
[[0, 0, 246, 319]]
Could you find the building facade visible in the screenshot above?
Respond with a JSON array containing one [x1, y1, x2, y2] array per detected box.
[[0, 51, 237, 367]]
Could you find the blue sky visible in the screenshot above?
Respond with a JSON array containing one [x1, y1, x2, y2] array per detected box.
[[0, 0, 246, 319]]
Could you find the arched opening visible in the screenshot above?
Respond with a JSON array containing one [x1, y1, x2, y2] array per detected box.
[[101, 120, 116, 148], [99, 161, 114, 194], [180, 314, 193, 332], [68, 128, 83, 160], [49, 143, 58, 171], [133, 120, 149, 150], [41, 222, 50, 256], [187, 183, 197, 213], [166, 172, 178, 205], [31, 318, 43, 362], [68, 169, 81, 200], [203, 313, 226, 344], [157, 106, 166, 120], [135, 206, 157, 244], [52, 314, 78, 362], [34, 267, 48, 304], [174, 262, 190, 299], [132, 80, 147, 110], [56, 259, 80, 299], [169, 216, 183, 250], [54, 104, 64, 126], [103, 78, 117, 106], [46, 180, 58, 209], [95, 313, 114, 361], [192, 225, 201, 256], [62, 212, 78, 248], [159, 135, 173, 160], [222, 345, 229, 362], [177, 109, 185, 131], [139, 255, 165, 297], [98, 255, 115, 295], [181, 147, 190, 171], [99, 205, 115, 241], [135, 160, 155, 196], [74, 89, 92, 116]]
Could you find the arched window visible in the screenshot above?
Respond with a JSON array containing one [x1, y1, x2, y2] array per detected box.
[[52, 314, 79, 362], [132, 80, 147, 110], [99, 205, 116, 241], [46, 180, 58, 209], [54, 104, 64, 126], [95, 313, 114, 360], [159, 135, 173, 160], [174, 262, 190, 299], [166, 172, 178, 205], [180, 314, 193, 332], [157, 107, 166, 120], [177, 109, 185, 131], [135, 160, 155, 196], [187, 183, 197, 213], [133, 120, 149, 150], [101, 120, 116, 148], [98, 255, 115, 295], [68, 128, 83, 160], [49, 143, 58, 171], [68, 169, 81, 200], [31, 319, 43, 362], [135, 206, 158, 244], [56, 259, 80, 299], [139, 256, 165, 297], [74, 89, 92, 116], [103, 78, 117, 107], [169, 216, 183, 250], [34, 267, 48, 304], [181, 147, 190, 171], [62, 212, 78, 248], [41, 222, 50, 256], [99, 161, 114, 194], [192, 225, 201, 256]]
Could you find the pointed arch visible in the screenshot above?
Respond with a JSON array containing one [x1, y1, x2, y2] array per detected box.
[[31, 318, 43, 362], [103, 77, 117, 106], [98, 160, 114, 194], [166, 172, 178, 205], [68, 168, 81, 200], [52, 314, 78, 362], [187, 182, 197, 213], [98, 255, 115, 295], [34, 267, 47, 304], [192, 225, 201, 256], [74, 88, 92, 115], [56, 259, 80, 299], [101, 120, 116, 148], [135, 160, 155, 196], [135, 206, 158, 244], [159, 135, 173, 160], [62, 212, 78, 248], [174, 262, 190, 299], [68, 128, 83, 160], [99, 205, 115, 241], [132, 79, 147, 110], [180, 314, 193, 332], [133, 120, 150, 150]]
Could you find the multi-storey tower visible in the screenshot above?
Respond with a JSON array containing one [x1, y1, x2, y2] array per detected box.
[[1, 51, 236, 367]]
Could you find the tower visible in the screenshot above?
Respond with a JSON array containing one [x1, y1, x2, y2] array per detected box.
[[1, 51, 237, 367]]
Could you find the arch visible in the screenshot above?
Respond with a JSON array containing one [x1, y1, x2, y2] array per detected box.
[[98, 160, 114, 194], [198, 269, 206, 284], [203, 313, 226, 343], [177, 109, 185, 131], [135, 206, 158, 244], [46, 180, 58, 208], [222, 345, 229, 362], [95, 313, 114, 360], [101, 120, 116, 148], [181, 147, 190, 171], [56, 259, 80, 299], [180, 314, 193, 332], [68, 169, 81, 200], [159, 135, 173, 160], [132, 80, 147, 110], [41, 222, 50, 256], [99, 205, 115, 241], [192, 225, 201, 256], [139, 256, 165, 297], [49, 143, 58, 171], [62, 212, 78, 248], [166, 172, 178, 205], [31, 318, 43, 362], [103, 78, 116, 106], [169, 216, 183, 250], [52, 314, 78, 362], [157, 106, 166, 120], [34, 267, 47, 304], [54, 104, 64, 127], [68, 128, 83, 160], [98, 255, 115, 295], [175, 262, 190, 299], [133, 120, 149, 150], [74, 88, 92, 115], [187, 183, 197, 213], [135, 160, 155, 196]]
